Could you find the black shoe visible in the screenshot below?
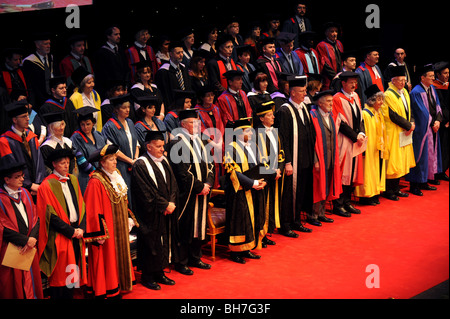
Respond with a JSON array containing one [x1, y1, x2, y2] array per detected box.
[[189, 260, 211, 270], [428, 179, 440, 185], [292, 223, 312, 232], [436, 173, 449, 181], [155, 274, 175, 285], [359, 197, 377, 205], [382, 193, 399, 201], [333, 207, 351, 217], [395, 191, 409, 198], [420, 183, 437, 191], [230, 254, 246, 264], [280, 230, 299, 238], [306, 218, 322, 226], [344, 204, 361, 214], [373, 196, 381, 204], [410, 188, 423, 196], [175, 264, 194, 275], [262, 237, 276, 246], [243, 251, 261, 259], [141, 280, 161, 290], [318, 215, 334, 223]]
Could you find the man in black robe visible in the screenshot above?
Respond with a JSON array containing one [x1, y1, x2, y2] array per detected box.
[[274, 75, 315, 237], [223, 117, 268, 263], [131, 130, 178, 290], [167, 109, 214, 274], [39, 76, 78, 137]]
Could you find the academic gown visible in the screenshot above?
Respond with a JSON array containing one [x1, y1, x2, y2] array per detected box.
[[206, 56, 238, 95], [101, 116, 139, 206], [433, 79, 449, 174], [381, 82, 416, 179], [316, 39, 344, 90], [356, 63, 385, 105], [255, 56, 284, 94], [310, 108, 342, 203], [255, 124, 285, 233], [70, 89, 103, 133], [167, 132, 215, 244], [355, 106, 388, 198], [154, 62, 192, 111], [130, 83, 164, 123], [135, 117, 167, 155], [37, 174, 87, 288], [131, 153, 180, 278], [195, 103, 225, 188], [294, 47, 321, 75], [407, 84, 443, 183], [275, 100, 315, 230], [223, 140, 267, 251], [39, 97, 78, 137], [0, 129, 47, 192], [70, 130, 107, 193], [332, 92, 365, 186], [83, 169, 135, 297], [125, 44, 159, 83], [93, 44, 128, 97], [216, 89, 253, 128], [0, 187, 43, 299]]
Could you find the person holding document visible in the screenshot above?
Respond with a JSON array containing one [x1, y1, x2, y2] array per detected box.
[[381, 65, 416, 200], [0, 159, 43, 299]]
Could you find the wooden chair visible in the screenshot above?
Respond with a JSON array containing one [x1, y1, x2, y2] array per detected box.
[[206, 189, 226, 261]]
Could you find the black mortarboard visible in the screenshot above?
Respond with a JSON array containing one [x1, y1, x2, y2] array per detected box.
[[32, 31, 52, 41], [364, 84, 382, 100], [306, 73, 323, 83], [197, 84, 215, 97], [178, 26, 195, 40], [276, 32, 296, 44], [88, 144, 119, 163], [342, 50, 357, 61], [259, 37, 276, 47], [339, 71, 360, 81], [235, 45, 252, 56], [178, 108, 198, 121], [323, 21, 341, 32], [169, 40, 184, 51], [223, 70, 244, 80], [312, 89, 335, 102], [4, 101, 28, 118], [232, 117, 253, 130], [2, 47, 25, 58], [67, 34, 87, 45], [71, 66, 91, 88], [137, 96, 161, 115], [215, 33, 234, 49], [0, 158, 26, 178], [389, 65, 406, 78], [47, 148, 75, 166], [144, 130, 166, 142], [42, 111, 65, 125], [417, 64, 434, 77], [434, 61, 449, 73], [248, 69, 266, 83], [361, 45, 381, 58], [110, 94, 131, 108], [256, 101, 275, 116], [73, 106, 99, 122], [49, 76, 66, 89], [132, 60, 152, 71], [287, 75, 308, 87]]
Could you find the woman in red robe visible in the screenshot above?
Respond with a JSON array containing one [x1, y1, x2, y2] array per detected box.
[[0, 160, 43, 299]]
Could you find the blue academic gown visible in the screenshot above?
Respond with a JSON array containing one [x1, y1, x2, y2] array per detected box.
[[407, 84, 442, 183], [102, 115, 139, 207], [70, 129, 107, 193]]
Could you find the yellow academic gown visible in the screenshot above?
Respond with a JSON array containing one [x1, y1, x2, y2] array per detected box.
[[355, 105, 388, 198], [381, 82, 416, 179]]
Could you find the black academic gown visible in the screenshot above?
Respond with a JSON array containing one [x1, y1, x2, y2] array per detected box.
[[131, 153, 180, 278], [154, 62, 192, 111], [274, 101, 315, 231], [167, 131, 215, 263], [39, 97, 78, 137]]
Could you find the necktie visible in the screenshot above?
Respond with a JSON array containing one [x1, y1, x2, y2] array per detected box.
[[299, 18, 306, 32], [308, 51, 319, 73], [22, 131, 31, 157], [43, 56, 48, 68], [176, 66, 185, 90]]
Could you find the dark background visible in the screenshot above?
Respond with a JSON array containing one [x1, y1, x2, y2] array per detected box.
[[1, 0, 447, 85]]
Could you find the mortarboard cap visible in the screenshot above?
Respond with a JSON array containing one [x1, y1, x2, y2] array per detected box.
[[42, 111, 65, 125], [256, 101, 275, 116], [259, 37, 276, 47], [223, 70, 244, 80], [4, 101, 29, 118], [342, 50, 357, 61], [32, 31, 52, 42], [417, 64, 434, 77], [312, 89, 335, 102], [169, 40, 184, 51], [434, 61, 449, 73], [132, 60, 152, 71], [0, 158, 27, 178], [144, 130, 166, 142], [47, 148, 75, 166], [287, 75, 307, 87], [339, 71, 360, 81], [235, 45, 252, 56], [71, 66, 91, 88], [67, 34, 87, 45], [110, 94, 131, 108], [364, 84, 382, 100], [215, 33, 234, 49], [178, 108, 198, 121], [389, 65, 406, 78], [276, 32, 296, 44], [232, 117, 253, 130], [49, 76, 66, 89], [73, 106, 99, 122]]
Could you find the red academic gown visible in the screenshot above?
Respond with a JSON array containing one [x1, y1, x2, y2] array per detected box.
[[83, 176, 121, 298], [316, 40, 344, 90], [0, 188, 43, 299], [216, 90, 253, 127], [310, 109, 342, 203], [37, 174, 87, 288], [125, 45, 159, 83]]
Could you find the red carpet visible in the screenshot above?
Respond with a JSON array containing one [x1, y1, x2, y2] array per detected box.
[[123, 178, 449, 300]]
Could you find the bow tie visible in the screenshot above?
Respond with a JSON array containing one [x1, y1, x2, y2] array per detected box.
[[9, 189, 22, 197], [152, 156, 165, 163], [265, 127, 273, 133], [59, 176, 70, 183]]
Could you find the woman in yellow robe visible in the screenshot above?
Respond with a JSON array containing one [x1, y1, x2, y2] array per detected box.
[[355, 85, 388, 205]]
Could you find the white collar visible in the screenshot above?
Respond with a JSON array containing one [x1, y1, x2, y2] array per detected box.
[[148, 151, 165, 163], [11, 125, 25, 137], [341, 89, 355, 100], [4, 184, 22, 198], [318, 107, 330, 118], [53, 170, 70, 181], [289, 98, 305, 110], [135, 41, 146, 49]]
